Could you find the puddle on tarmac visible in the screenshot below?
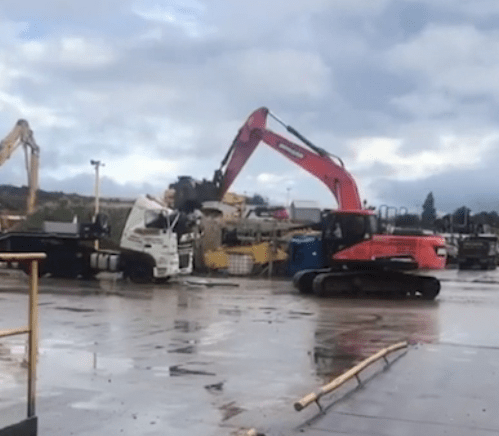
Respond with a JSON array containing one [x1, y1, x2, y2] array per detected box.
[[219, 401, 245, 421], [0, 342, 25, 361], [40, 338, 76, 348], [0, 339, 30, 391], [71, 393, 117, 411], [198, 321, 234, 346], [168, 345, 196, 354], [169, 364, 216, 377], [168, 337, 197, 354], [313, 346, 359, 377], [312, 300, 440, 380], [204, 381, 224, 392], [174, 320, 201, 332], [55, 307, 95, 313], [288, 310, 314, 316], [152, 362, 216, 377], [37, 345, 134, 391], [218, 308, 243, 316]]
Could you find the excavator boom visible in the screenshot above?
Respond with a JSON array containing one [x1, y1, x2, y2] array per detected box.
[[216, 107, 363, 211]]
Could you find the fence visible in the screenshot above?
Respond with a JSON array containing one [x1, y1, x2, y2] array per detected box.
[[0, 253, 45, 436]]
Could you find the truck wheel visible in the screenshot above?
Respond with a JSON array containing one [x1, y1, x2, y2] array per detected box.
[[129, 262, 153, 284]]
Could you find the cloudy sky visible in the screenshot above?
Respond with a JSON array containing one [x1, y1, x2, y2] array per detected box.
[[1, 0, 499, 215]]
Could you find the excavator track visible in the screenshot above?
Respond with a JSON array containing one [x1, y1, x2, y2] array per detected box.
[[294, 269, 440, 300], [293, 268, 331, 294]]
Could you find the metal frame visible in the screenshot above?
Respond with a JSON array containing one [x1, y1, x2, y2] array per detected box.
[[0, 253, 45, 423]]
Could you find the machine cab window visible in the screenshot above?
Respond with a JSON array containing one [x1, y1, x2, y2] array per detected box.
[[145, 210, 169, 229], [322, 212, 375, 252]]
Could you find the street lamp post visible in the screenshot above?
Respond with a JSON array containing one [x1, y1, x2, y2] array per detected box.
[[90, 160, 104, 249]]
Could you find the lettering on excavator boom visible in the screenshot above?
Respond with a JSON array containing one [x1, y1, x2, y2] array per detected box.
[[278, 143, 304, 159]]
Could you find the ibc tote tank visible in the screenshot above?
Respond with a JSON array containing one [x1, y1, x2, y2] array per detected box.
[[287, 234, 325, 276]]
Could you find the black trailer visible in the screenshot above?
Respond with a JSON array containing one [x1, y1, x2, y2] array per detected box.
[[0, 216, 110, 278]]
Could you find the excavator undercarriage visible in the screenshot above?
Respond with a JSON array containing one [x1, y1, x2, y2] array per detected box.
[[293, 265, 440, 299]]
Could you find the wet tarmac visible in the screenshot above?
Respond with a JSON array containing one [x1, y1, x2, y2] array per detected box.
[[0, 267, 498, 435]]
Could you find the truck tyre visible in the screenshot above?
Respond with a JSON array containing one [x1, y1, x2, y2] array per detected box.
[[129, 262, 153, 284]]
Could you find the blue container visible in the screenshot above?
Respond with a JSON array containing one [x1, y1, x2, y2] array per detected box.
[[287, 234, 325, 276]]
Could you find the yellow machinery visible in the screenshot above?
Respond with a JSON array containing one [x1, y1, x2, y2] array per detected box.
[[221, 191, 246, 219], [0, 119, 40, 217], [204, 242, 288, 272]]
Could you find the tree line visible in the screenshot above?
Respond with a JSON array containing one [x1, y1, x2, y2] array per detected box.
[[394, 192, 499, 233]]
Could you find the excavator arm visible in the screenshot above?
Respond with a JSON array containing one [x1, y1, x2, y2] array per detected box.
[[214, 107, 363, 211], [0, 120, 40, 215]]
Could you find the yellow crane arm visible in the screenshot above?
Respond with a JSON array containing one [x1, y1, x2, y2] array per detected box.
[[0, 120, 40, 215]]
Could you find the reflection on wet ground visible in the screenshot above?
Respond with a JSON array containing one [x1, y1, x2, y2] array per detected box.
[[313, 299, 439, 378], [0, 269, 499, 434]]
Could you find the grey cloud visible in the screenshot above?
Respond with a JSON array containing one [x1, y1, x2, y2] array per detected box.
[[371, 166, 499, 214], [41, 173, 158, 199], [1, 0, 499, 211], [0, 1, 131, 22], [334, 66, 416, 113]]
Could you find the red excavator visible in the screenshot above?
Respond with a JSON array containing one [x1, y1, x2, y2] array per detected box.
[[213, 107, 447, 299]]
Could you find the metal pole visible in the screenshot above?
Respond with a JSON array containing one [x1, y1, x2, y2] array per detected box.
[[90, 160, 103, 216], [95, 163, 100, 215], [268, 223, 277, 278], [27, 259, 38, 418], [90, 160, 104, 250]]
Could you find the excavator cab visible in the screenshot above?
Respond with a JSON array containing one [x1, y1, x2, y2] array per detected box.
[[322, 211, 377, 256]]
